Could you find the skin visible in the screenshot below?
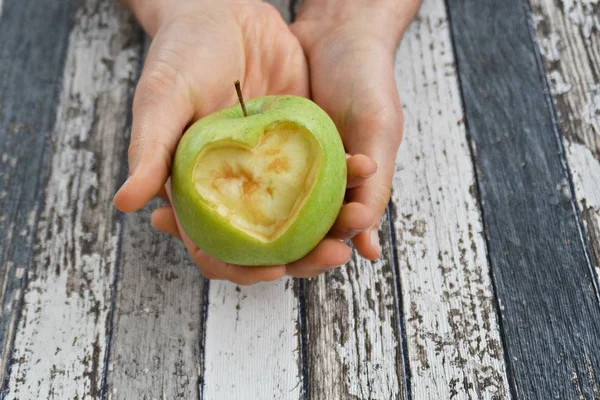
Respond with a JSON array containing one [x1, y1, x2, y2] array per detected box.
[[114, 0, 421, 284]]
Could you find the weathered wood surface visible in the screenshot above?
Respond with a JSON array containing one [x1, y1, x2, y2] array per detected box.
[[4, 1, 140, 398], [530, 0, 600, 285], [202, 278, 302, 398], [2, 0, 600, 398], [0, 0, 72, 385], [107, 201, 204, 400], [392, 0, 511, 397], [305, 212, 406, 399], [447, 0, 600, 397]]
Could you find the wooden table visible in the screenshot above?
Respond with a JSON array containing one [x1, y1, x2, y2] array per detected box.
[[1, 0, 599, 398]]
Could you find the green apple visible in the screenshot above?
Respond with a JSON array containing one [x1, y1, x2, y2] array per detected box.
[[171, 95, 346, 266]]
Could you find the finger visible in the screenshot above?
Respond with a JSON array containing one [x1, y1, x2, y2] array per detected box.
[[346, 130, 397, 260], [192, 250, 287, 285], [286, 238, 351, 278], [328, 202, 376, 240], [185, 229, 288, 284], [113, 43, 195, 213], [179, 223, 286, 284], [347, 170, 394, 260], [151, 206, 181, 239], [346, 154, 378, 189]]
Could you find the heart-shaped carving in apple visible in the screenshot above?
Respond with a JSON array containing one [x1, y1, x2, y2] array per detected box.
[[171, 94, 346, 266]]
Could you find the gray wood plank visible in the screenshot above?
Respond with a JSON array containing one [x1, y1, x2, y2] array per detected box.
[[3, 1, 141, 398], [0, 0, 72, 386], [305, 211, 407, 399], [392, 0, 511, 397], [107, 201, 204, 400], [530, 0, 600, 288], [447, 0, 600, 397]]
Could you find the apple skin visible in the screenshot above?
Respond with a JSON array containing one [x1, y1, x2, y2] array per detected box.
[[171, 95, 347, 266]]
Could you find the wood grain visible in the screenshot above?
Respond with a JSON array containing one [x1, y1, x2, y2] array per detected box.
[[105, 33, 206, 400], [107, 201, 204, 400], [3, 1, 140, 398], [305, 212, 406, 399], [530, 0, 600, 283], [391, 0, 511, 397], [201, 278, 302, 399], [447, 0, 600, 397], [0, 0, 72, 385]]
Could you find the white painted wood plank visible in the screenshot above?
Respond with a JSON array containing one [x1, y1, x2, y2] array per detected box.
[[202, 278, 302, 399], [391, 0, 511, 397], [530, 0, 600, 277], [201, 2, 301, 397], [305, 212, 405, 399], [4, 1, 139, 398], [107, 202, 204, 400]]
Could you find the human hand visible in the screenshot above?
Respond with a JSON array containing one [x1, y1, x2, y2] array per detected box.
[[114, 0, 380, 284], [291, 0, 421, 260]]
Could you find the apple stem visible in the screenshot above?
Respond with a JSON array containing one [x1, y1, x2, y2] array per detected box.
[[234, 80, 248, 117]]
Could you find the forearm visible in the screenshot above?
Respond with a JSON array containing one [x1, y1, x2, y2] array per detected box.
[[119, 0, 228, 37], [296, 0, 421, 50]]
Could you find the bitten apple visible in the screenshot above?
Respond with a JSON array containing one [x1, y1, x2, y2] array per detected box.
[[171, 93, 346, 266]]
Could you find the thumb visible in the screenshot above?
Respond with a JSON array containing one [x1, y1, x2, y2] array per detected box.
[[114, 55, 194, 212]]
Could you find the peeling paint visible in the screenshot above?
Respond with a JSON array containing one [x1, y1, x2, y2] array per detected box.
[[561, 0, 600, 41], [5, 1, 138, 398], [538, 31, 563, 62], [323, 242, 402, 399], [583, 84, 600, 136], [548, 70, 573, 95]]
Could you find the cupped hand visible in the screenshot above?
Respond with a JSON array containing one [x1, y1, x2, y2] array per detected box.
[[291, 1, 420, 260], [114, 1, 379, 284], [151, 154, 377, 284]]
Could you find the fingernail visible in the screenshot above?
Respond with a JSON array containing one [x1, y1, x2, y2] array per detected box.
[[371, 229, 381, 256]]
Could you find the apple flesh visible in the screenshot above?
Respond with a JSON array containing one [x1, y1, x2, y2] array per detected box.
[[171, 95, 346, 266]]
